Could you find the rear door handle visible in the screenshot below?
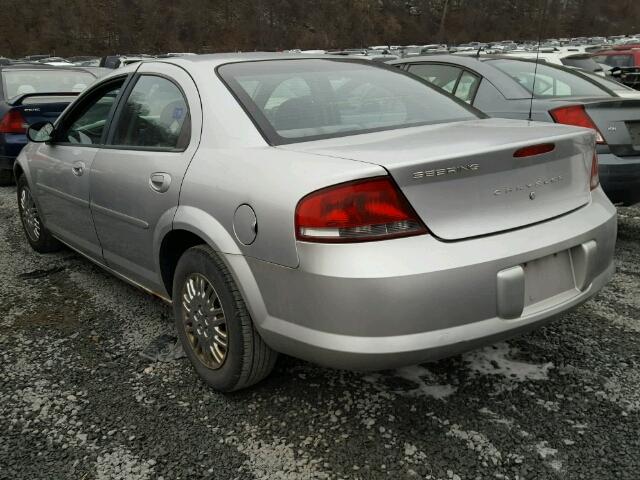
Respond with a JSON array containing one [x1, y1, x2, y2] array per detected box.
[[71, 161, 85, 176], [149, 172, 172, 193]]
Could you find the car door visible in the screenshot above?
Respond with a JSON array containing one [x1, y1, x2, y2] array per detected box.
[[89, 63, 202, 291], [29, 76, 128, 258]]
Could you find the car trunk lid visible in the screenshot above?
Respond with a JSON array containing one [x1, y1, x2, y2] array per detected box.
[[281, 118, 594, 240], [8, 93, 78, 127], [581, 98, 640, 157]]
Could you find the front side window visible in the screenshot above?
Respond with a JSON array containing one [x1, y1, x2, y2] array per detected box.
[[110, 75, 190, 149], [407, 63, 462, 93], [57, 80, 124, 145], [489, 59, 611, 97], [2, 69, 95, 100], [219, 59, 477, 144]]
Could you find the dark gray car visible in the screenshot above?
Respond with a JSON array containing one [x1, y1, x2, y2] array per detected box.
[[391, 55, 640, 205]]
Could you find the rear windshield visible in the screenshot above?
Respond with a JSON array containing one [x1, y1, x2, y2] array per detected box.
[[560, 56, 602, 72], [592, 54, 634, 68], [218, 59, 478, 145], [2, 69, 95, 100], [489, 59, 610, 97]]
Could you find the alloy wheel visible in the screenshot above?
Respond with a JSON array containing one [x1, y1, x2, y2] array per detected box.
[[181, 273, 228, 369], [20, 187, 41, 242]]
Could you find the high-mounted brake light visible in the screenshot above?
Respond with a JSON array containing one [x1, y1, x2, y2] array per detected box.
[[590, 152, 600, 191], [513, 143, 555, 158], [0, 110, 28, 134], [549, 105, 605, 144], [295, 177, 428, 243]]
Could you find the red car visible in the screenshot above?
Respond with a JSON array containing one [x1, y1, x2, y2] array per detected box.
[[593, 46, 640, 89], [593, 46, 640, 68]]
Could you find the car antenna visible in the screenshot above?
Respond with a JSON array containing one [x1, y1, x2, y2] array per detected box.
[[528, 0, 549, 121]]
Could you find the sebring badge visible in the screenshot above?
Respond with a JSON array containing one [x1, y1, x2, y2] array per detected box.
[[412, 163, 480, 179]]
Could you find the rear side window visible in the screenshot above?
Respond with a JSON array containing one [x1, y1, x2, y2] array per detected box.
[[454, 71, 480, 103], [489, 59, 610, 97], [219, 59, 478, 145], [110, 75, 190, 150], [406, 63, 462, 93]]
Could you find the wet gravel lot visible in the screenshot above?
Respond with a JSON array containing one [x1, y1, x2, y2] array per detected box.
[[0, 184, 639, 480]]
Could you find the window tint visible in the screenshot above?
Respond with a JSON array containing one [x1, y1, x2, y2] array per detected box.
[[489, 59, 610, 97], [111, 75, 190, 149], [407, 63, 462, 93], [59, 80, 123, 145], [219, 59, 477, 144], [454, 71, 480, 103]]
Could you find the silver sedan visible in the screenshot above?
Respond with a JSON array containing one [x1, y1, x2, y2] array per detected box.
[[15, 54, 617, 391]]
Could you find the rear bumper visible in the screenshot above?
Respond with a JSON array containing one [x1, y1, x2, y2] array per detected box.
[[237, 189, 617, 371], [598, 152, 640, 205]]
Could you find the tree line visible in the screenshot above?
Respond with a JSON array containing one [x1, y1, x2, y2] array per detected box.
[[0, 0, 638, 57]]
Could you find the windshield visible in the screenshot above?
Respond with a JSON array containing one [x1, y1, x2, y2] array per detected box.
[[592, 54, 634, 68], [489, 59, 611, 97], [2, 69, 95, 100], [218, 59, 478, 144], [560, 56, 602, 72]]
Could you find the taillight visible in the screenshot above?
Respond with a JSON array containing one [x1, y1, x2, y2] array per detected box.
[[549, 105, 605, 144], [590, 152, 599, 191], [513, 143, 555, 158], [0, 110, 28, 134], [295, 176, 428, 243]]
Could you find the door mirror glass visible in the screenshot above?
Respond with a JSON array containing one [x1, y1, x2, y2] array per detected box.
[[27, 121, 55, 142]]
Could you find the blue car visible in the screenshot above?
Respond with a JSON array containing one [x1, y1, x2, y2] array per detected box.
[[0, 64, 96, 185]]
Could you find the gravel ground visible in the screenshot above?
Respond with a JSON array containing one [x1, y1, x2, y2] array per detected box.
[[0, 184, 639, 480]]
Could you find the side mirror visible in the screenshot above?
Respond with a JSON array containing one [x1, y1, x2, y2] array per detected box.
[[27, 121, 55, 143]]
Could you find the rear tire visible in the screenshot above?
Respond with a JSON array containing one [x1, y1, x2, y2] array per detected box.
[[172, 245, 277, 392], [0, 169, 14, 186], [17, 175, 62, 253]]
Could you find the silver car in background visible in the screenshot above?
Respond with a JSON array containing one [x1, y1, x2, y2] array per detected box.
[[390, 55, 640, 205], [15, 54, 616, 391]]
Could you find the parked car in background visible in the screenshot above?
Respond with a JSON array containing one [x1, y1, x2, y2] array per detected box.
[[391, 55, 640, 205], [498, 50, 605, 76], [592, 46, 640, 68], [0, 64, 96, 184], [38, 57, 73, 66], [15, 54, 615, 391]]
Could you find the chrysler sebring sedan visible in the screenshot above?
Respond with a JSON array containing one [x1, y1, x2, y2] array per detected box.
[[15, 54, 616, 391]]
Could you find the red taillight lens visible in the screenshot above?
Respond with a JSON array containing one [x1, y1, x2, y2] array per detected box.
[[549, 105, 605, 144], [0, 110, 28, 134], [590, 152, 599, 191], [513, 143, 555, 158], [295, 176, 429, 243]]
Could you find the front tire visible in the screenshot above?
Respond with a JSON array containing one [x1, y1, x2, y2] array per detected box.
[[17, 175, 62, 253], [172, 245, 277, 392]]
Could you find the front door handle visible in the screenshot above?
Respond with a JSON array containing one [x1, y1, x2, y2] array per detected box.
[[149, 172, 172, 193], [71, 161, 85, 177]]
